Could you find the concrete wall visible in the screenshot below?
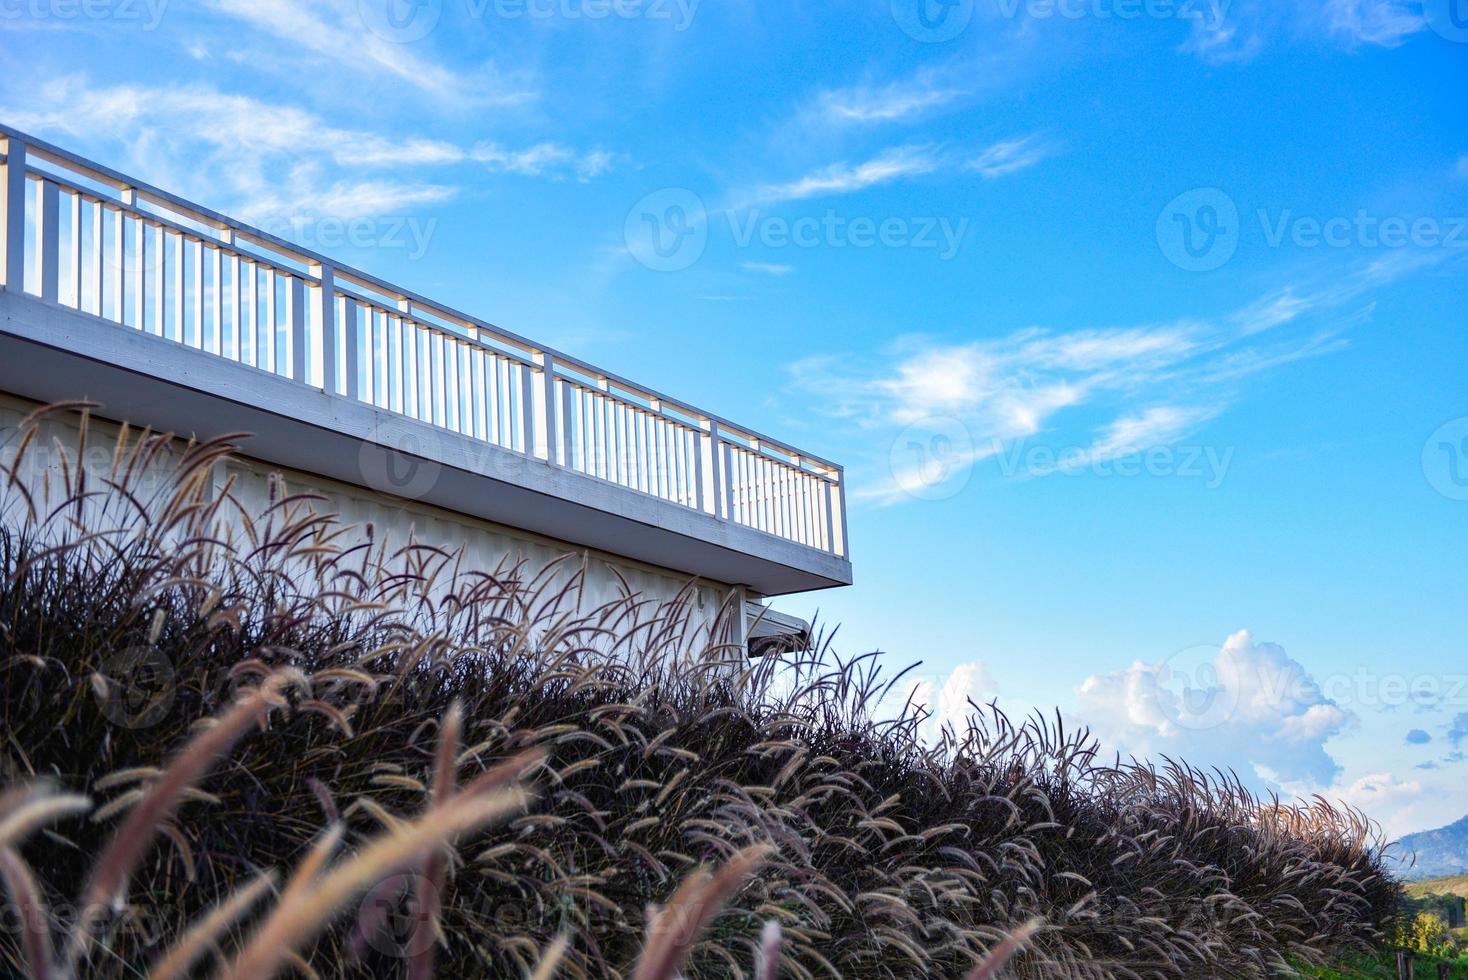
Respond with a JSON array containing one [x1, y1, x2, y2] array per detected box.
[[0, 394, 747, 656]]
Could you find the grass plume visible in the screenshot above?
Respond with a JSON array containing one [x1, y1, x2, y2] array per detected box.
[[0, 406, 1399, 978]]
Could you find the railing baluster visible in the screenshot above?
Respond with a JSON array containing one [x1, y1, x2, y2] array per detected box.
[[89, 199, 103, 316], [191, 238, 204, 349], [289, 275, 306, 382], [209, 245, 222, 355], [538, 355, 556, 464], [343, 296, 360, 400], [560, 382, 575, 468], [168, 232, 183, 343], [148, 224, 163, 336], [1, 135, 24, 291], [67, 190, 80, 308], [390, 309, 405, 412], [110, 205, 125, 324], [39, 180, 59, 304], [720, 438, 735, 522], [315, 264, 335, 393]]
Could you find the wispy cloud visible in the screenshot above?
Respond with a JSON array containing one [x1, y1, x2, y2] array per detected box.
[[236, 176, 456, 224], [1324, 0, 1425, 48], [1181, 17, 1266, 64], [816, 75, 964, 125], [1072, 405, 1218, 468], [788, 262, 1415, 505], [742, 262, 795, 277], [3, 76, 612, 224], [1182, 0, 1426, 63], [967, 134, 1061, 179], [473, 142, 617, 181], [749, 145, 941, 207], [206, 0, 535, 106]]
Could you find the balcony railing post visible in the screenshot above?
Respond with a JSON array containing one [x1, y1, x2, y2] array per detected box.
[[520, 362, 535, 457], [38, 179, 60, 304], [341, 295, 360, 401], [834, 470, 848, 557], [289, 274, 307, 383], [1, 135, 24, 291], [315, 263, 337, 394], [720, 435, 736, 523], [823, 480, 836, 554], [701, 419, 719, 516], [535, 353, 556, 463]]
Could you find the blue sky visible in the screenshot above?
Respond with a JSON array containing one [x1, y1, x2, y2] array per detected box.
[[2, 0, 1465, 837]]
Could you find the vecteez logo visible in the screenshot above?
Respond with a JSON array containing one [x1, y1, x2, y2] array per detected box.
[[1156, 188, 1240, 273], [358, 416, 446, 501], [358, 0, 443, 42], [1157, 188, 1467, 272], [1423, 417, 1468, 502], [1152, 644, 1245, 732], [624, 188, 709, 272], [891, 0, 974, 42], [888, 416, 977, 501], [93, 645, 176, 730], [1424, 0, 1468, 43]]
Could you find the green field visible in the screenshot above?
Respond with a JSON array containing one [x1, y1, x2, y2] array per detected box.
[[1293, 951, 1468, 978], [1292, 875, 1468, 978], [1409, 876, 1468, 901]]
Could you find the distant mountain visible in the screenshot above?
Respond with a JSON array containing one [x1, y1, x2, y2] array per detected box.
[[1396, 815, 1468, 881]]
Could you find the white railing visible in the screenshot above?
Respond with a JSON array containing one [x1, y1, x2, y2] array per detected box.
[[0, 127, 848, 559]]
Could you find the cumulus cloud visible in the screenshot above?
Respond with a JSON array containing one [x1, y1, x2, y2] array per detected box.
[[1322, 771, 1426, 836], [901, 661, 1000, 743], [1076, 630, 1353, 785], [1406, 729, 1432, 745]]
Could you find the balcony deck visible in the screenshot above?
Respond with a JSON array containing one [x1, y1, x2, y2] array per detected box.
[[0, 126, 851, 595]]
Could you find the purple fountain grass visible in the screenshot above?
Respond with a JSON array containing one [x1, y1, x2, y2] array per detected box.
[[0, 407, 1401, 978]]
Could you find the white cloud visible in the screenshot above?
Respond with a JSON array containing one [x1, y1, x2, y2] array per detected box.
[[1181, 18, 1266, 64], [206, 0, 535, 106], [902, 661, 1000, 743], [4, 77, 610, 226], [742, 262, 795, 277], [750, 146, 941, 206], [794, 321, 1203, 502], [1064, 405, 1217, 469], [968, 135, 1060, 179], [1325, 0, 1425, 48], [788, 262, 1417, 505], [238, 179, 456, 224], [473, 141, 615, 181], [1179, 0, 1426, 63], [1270, 769, 1427, 839], [817, 76, 964, 124], [1076, 629, 1353, 785]]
